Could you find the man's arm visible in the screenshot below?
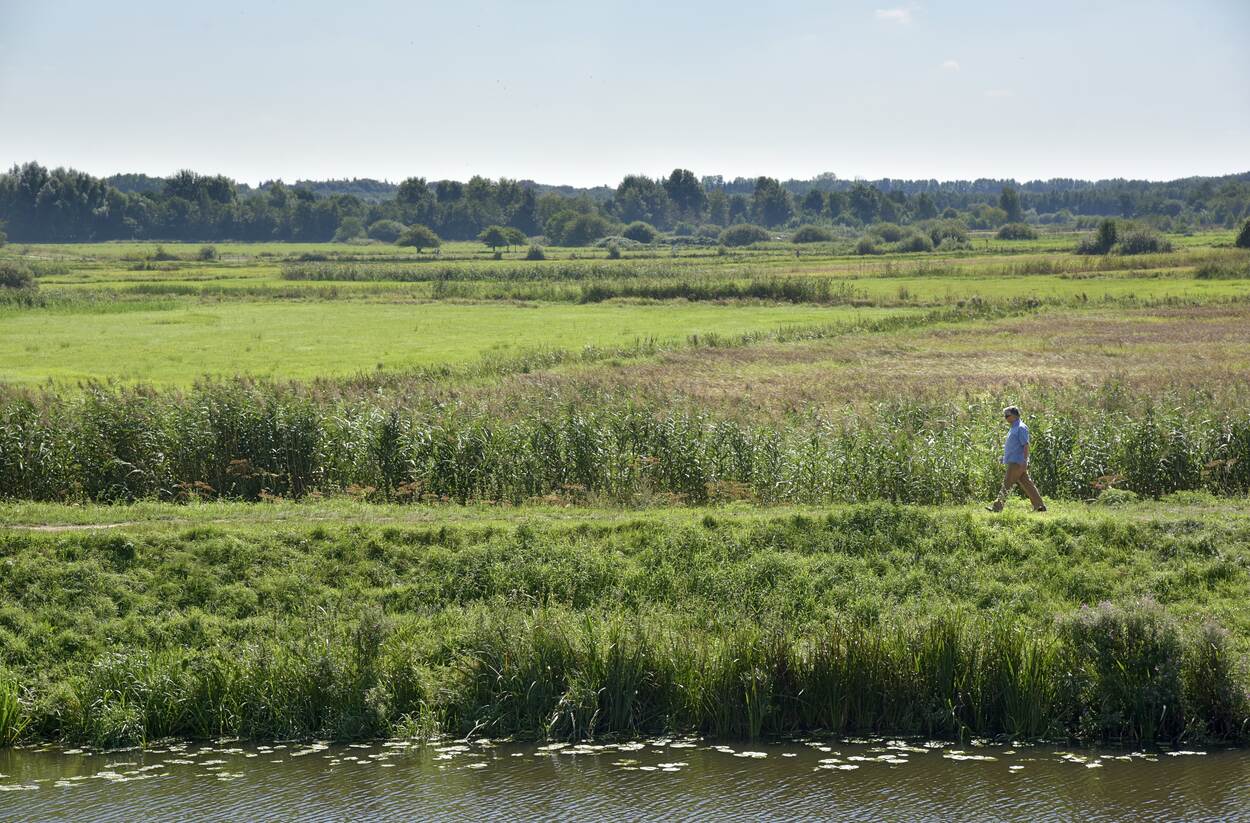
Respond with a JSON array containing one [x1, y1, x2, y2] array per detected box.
[[1023, 442, 1030, 464]]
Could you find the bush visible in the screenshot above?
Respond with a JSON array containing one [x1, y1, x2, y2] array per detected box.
[[622, 221, 658, 243], [923, 219, 969, 246], [1115, 230, 1173, 255], [525, 244, 546, 261], [0, 260, 36, 290], [606, 241, 622, 259], [197, 245, 219, 261], [0, 226, 7, 247], [1237, 219, 1250, 249], [696, 224, 722, 240], [854, 236, 882, 255], [396, 224, 441, 252], [719, 224, 770, 247], [367, 220, 406, 243], [997, 223, 1038, 240], [151, 245, 178, 261], [869, 222, 905, 242], [791, 225, 833, 244], [551, 213, 615, 246], [1075, 219, 1119, 255], [894, 233, 934, 253], [673, 222, 696, 237]]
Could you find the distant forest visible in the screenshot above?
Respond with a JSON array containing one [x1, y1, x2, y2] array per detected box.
[[1, 161, 1247, 244]]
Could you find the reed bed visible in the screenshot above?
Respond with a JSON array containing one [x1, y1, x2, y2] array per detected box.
[[1, 380, 1247, 504], [3, 606, 1246, 747]]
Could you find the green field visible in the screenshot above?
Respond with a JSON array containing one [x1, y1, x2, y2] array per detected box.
[[3, 230, 1250, 748]]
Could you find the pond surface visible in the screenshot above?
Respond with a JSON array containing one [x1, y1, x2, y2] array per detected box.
[[2, 737, 1247, 822]]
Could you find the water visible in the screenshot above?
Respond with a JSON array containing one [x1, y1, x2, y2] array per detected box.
[[2, 737, 1248, 822]]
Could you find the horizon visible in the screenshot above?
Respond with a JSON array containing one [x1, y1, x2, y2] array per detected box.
[[2, 0, 1248, 188], [8, 161, 1250, 192]]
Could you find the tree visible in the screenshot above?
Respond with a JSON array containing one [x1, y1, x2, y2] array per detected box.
[[478, 225, 509, 250], [719, 223, 770, 247], [848, 183, 880, 224], [614, 175, 671, 227], [1236, 218, 1250, 249], [800, 190, 825, 216], [502, 227, 527, 249], [915, 192, 938, 220], [999, 187, 1023, 222], [333, 216, 366, 242], [663, 168, 706, 220], [396, 224, 440, 252], [751, 177, 793, 227]]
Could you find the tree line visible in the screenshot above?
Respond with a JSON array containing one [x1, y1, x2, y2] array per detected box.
[[1, 161, 1247, 244]]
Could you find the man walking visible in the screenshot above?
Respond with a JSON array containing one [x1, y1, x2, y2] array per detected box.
[[987, 405, 1047, 512]]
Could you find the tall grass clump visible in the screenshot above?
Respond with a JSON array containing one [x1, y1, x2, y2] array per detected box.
[[0, 678, 27, 745]]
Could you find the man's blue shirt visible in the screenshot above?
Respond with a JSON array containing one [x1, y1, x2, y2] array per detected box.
[[1003, 421, 1030, 464]]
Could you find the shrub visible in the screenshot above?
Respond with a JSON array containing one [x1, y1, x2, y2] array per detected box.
[[1075, 219, 1118, 255], [719, 224, 770, 247], [367, 220, 406, 243], [673, 222, 696, 237], [606, 241, 622, 259], [854, 236, 882, 255], [894, 233, 934, 253], [1115, 230, 1173, 255], [552, 213, 615, 246], [622, 221, 658, 243], [197, 245, 219, 261], [1237, 219, 1250, 249], [923, 219, 969, 246], [937, 237, 970, 251], [396, 224, 441, 252], [525, 244, 546, 261], [791, 225, 833, 244], [869, 222, 905, 242], [997, 223, 1038, 240], [151, 245, 178, 261], [0, 226, 7, 246], [696, 224, 722, 240], [0, 260, 36, 290]]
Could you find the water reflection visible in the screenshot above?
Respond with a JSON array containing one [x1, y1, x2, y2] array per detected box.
[[2, 737, 1247, 822]]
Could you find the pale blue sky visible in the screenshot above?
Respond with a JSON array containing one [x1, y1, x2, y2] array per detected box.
[[1, 0, 1246, 186]]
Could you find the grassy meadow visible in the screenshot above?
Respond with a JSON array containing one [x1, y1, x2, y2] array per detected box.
[[2, 228, 1250, 747]]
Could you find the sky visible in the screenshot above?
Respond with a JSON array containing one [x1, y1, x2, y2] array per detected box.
[[1, 0, 1247, 187]]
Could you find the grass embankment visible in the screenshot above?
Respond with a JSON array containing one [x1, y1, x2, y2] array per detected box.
[[1, 502, 1248, 747]]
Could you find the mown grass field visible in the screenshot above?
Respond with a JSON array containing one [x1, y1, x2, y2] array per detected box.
[[2, 229, 1250, 748]]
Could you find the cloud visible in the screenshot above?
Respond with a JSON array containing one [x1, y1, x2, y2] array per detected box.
[[984, 89, 1015, 98], [874, 8, 912, 24], [941, 59, 960, 71]]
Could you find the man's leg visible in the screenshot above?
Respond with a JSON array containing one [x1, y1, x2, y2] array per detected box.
[[990, 463, 1023, 511], [1018, 469, 1045, 510]]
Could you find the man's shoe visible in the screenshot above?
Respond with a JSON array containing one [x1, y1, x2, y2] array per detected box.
[[986, 504, 1003, 513], [1033, 505, 1048, 512]]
